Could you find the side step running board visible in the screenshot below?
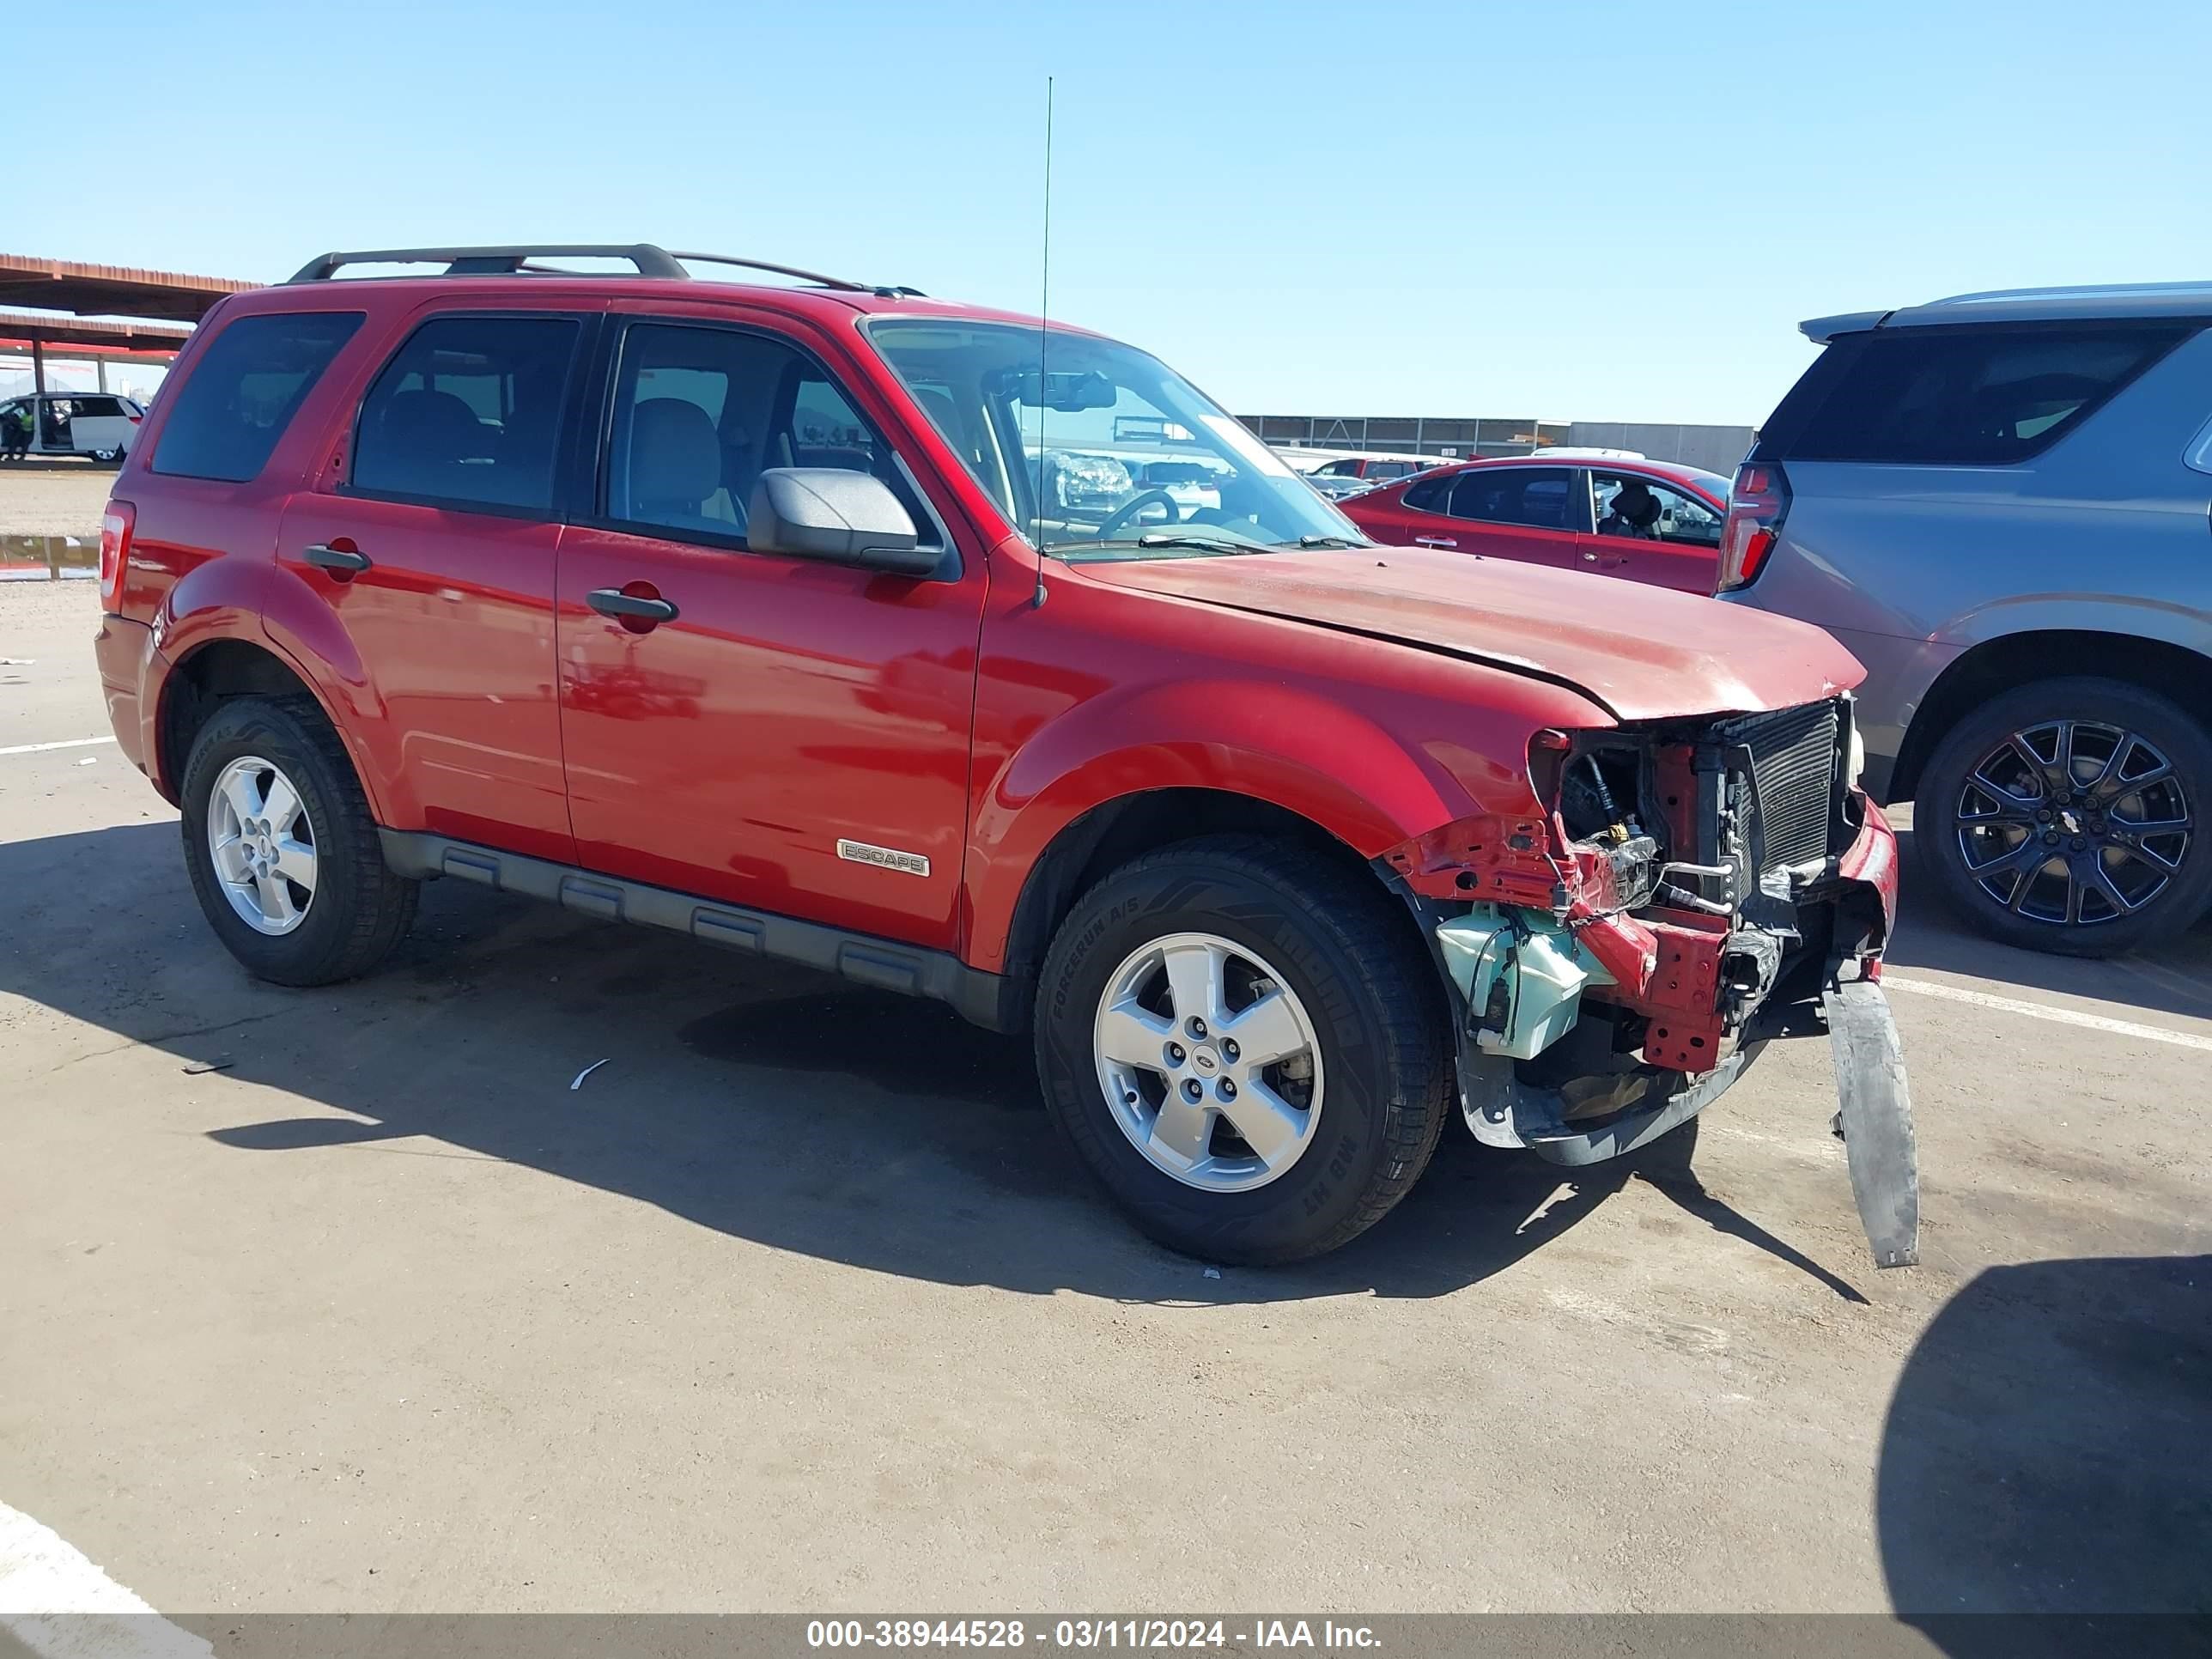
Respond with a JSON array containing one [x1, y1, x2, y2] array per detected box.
[[376, 830, 1019, 1033]]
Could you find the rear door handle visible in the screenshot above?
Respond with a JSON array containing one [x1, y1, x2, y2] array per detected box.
[[586, 587, 678, 624], [302, 543, 371, 573], [1413, 535, 1458, 549]]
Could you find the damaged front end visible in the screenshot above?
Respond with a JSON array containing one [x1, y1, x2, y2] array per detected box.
[[1385, 696, 1919, 1268]]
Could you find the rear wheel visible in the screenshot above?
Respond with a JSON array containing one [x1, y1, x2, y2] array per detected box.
[[1035, 834, 1450, 1263], [180, 695, 417, 985], [1914, 677, 2212, 956]]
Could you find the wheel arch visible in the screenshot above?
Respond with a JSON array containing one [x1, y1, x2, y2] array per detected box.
[[1893, 630, 2212, 804], [992, 787, 1411, 1029], [157, 635, 385, 821], [963, 673, 1545, 995]]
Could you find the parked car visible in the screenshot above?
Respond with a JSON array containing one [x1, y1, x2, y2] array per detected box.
[[0, 392, 145, 463], [91, 241, 1916, 1267], [1343, 456, 1732, 593], [1718, 281, 2212, 957], [1307, 453, 1434, 484], [1304, 471, 1378, 501]]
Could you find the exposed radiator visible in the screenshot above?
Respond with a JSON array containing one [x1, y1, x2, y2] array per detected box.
[[1731, 700, 1843, 872]]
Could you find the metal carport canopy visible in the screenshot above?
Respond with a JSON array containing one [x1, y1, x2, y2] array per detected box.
[[0, 313, 194, 355], [0, 252, 259, 394], [0, 252, 257, 322]]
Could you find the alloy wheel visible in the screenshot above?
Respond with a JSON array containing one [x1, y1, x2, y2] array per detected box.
[[208, 755, 319, 935], [1091, 932, 1324, 1193], [1954, 719, 2191, 927]]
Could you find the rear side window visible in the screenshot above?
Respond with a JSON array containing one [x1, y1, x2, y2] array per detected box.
[[1401, 472, 1453, 512], [352, 314, 581, 512], [151, 311, 363, 483], [74, 396, 127, 418], [1778, 325, 2191, 465], [1449, 465, 1577, 530]]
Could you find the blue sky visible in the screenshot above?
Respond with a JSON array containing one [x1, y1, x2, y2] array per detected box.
[[9, 0, 2209, 425]]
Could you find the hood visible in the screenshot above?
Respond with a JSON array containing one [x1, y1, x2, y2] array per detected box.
[[1077, 546, 1864, 721]]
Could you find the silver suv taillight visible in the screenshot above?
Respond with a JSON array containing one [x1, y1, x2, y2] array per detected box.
[[1717, 463, 1790, 592]]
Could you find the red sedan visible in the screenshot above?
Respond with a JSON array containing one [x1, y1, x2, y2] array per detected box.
[[1342, 456, 1734, 593]]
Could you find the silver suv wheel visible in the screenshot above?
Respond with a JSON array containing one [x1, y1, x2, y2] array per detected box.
[[207, 754, 318, 935], [1091, 931, 1323, 1193], [1955, 718, 2191, 927]]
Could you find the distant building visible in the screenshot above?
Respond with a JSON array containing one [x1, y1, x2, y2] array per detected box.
[[1240, 413, 1756, 477]]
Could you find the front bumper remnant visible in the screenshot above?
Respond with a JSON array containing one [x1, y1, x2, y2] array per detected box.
[[1413, 752, 1916, 1269], [1436, 901, 1920, 1270], [1824, 978, 1921, 1267]]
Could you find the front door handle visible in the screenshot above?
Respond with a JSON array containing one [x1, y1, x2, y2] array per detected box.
[[1413, 535, 1459, 549], [302, 542, 371, 573], [586, 587, 678, 624]]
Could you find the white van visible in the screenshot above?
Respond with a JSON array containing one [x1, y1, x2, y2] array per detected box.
[[0, 392, 146, 463]]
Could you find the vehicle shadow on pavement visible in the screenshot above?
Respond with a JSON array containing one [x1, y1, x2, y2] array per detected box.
[[1877, 1253, 2211, 1636], [1887, 825, 2212, 1022], [8, 822, 1863, 1304]]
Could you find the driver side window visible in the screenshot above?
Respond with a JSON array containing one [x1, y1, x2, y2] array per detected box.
[[605, 323, 933, 548], [1592, 472, 1724, 547]]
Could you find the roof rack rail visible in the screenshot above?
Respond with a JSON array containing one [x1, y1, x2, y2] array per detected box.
[[1921, 280, 2212, 308], [288, 245, 692, 283], [666, 250, 922, 296], [285, 244, 923, 297]]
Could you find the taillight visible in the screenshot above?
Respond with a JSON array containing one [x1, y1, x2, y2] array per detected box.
[[1717, 462, 1790, 592], [99, 501, 134, 611], [127, 412, 143, 424]]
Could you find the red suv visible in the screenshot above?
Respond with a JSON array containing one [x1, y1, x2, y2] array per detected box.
[[93, 244, 1916, 1266], [1344, 456, 1734, 593]]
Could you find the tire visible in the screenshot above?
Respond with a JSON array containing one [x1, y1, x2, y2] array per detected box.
[[1035, 833, 1450, 1264], [179, 693, 418, 986], [1913, 676, 2212, 957]]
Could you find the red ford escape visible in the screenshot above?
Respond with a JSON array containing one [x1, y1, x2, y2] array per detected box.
[[92, 244, 1917, 1267], [1344, 456, 1735, 593]]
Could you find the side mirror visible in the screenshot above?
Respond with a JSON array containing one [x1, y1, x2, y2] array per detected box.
[[746, 468, 938, 576]]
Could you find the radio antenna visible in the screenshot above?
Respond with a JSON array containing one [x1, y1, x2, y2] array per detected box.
[[1030, 76, 1054, 609]]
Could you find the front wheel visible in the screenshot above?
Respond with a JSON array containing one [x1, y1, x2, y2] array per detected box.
[[1035, 834, 1450, 1264], [1913, 677, 2212, 957]]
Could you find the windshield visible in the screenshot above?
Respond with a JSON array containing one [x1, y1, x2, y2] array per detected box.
[[866, 319, 1364, 559]]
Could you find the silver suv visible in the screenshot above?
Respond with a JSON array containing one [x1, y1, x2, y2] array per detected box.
[[1718, 283, 2212, 957]]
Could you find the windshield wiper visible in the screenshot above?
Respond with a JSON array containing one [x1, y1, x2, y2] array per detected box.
[[1050, 533, 1279, 561], [1131, 533, 1271, 555], [1285, 534, 1369, 549]]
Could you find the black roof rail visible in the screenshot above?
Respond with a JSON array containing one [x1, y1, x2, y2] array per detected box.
[[286, 244, 921, 296], [669, 251, 924, 298], [288, 245, 692, 283]]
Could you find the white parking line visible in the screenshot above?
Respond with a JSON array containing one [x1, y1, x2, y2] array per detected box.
[[0, 735, 115, 757], [1884, 972, 2212, 1054], [0, 1498, 210, 1657]]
